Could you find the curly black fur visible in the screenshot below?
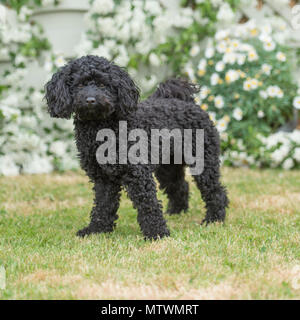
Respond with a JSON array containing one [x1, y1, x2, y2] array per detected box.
[[45, 55, 229, 240]]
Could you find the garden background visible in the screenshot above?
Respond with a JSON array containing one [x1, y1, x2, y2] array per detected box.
[[0, 0, 300, 300], [1, 0, 300, 175]]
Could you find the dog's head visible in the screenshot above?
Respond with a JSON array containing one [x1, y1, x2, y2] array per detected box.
[[45, 55, 140, 120]]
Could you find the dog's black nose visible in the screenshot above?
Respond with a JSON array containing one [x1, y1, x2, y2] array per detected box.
[[86, 97, 96, 104]]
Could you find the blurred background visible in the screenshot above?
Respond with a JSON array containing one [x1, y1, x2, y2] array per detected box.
[[0, 0, 300, 176]]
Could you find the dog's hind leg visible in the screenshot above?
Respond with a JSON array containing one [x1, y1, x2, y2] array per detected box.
[[191, 141, 229, 224], [124, 167, 170, 240], [155, 164, 189, 215], [76, 178, 121, 237]]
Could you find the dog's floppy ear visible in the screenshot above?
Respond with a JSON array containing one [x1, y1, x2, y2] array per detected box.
[[111, 65, 140, 115], [45, 63, 73, 119]]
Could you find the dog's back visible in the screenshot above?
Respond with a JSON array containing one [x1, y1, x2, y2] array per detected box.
[[147, 78, 199, 103]]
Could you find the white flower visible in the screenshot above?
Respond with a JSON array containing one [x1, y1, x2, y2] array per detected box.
[[190, 45, 200, 57], [230, 39, 241, 50], [243, 79, 259, 91], [282, 158, 294, 170], [261, 24, 272, 35], [263, 41, 276, 51], [210, 73, 220, 86], [259, 90, 268, 99], [198, 59, 207, 70], [233, 107, 243, 121], [293, 148, 300, 162], [92, 0, 114, 15], [293, 96, 300, 109], [290, 130, 300, 144], [208, 112, 216, 123], [249, 27, 259, 37], [58, 155, 80, 171], [237, 54, 246, 65], [18, 6, 33, 21], [240, 43, 254, 53], [15, 55, 26, 65], [276, 52, 286, 62], [22, 154, 53, 174], [0, 155, 19, 176], [243, 80, 253, 91], [223, 52, 236, 64], [277, 88, 284, 98], [54, 55, 66, 68], [0, 4, 7, 24], [215, 61, 225, 72], [262, 64, 272, 75], [216, 3, 234, 23], [248, 50, 258, 61], [50, 141, 67, 157], [214, 95, 225, 109], [267, 86, 283, 98], [114, 45, 129, 66], [0, 104, 20, 119], [184, 65, 196, 81], [31, 91, 44, 106], [149, 53, 160, 67], [220, 132, 228, 141], [140, 75, 157, 92], [216, 40, 227, 53], [257, 110, 265, 118], [225, 69, 239, 83], [216, 118, 228, 132], [200, 86, 210, 99], [144, 0, 162, 15], [267, 86, 277, 97], [215, 30, 230, 41], [91, 45, 111, 60], [259, 33, 272, 43], [205, 47, 215, 58], [250, 79, 259, 90], [271, 147, 288, 164]]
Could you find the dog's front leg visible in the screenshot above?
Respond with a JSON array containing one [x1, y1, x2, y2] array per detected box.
[[124, 168, 170, 240], [77, 178, 121, 237]]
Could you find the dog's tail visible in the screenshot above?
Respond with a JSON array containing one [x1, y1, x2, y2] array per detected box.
[[149, 78, 199, 103]]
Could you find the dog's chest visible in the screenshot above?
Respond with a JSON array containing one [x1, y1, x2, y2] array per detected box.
[[74, 120, 126, 175]]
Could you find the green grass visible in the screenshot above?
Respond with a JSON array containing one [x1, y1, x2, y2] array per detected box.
[[0, 168, 299, 299]]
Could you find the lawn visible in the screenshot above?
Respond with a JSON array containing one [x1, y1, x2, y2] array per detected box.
[[0, 167, 299, 300]]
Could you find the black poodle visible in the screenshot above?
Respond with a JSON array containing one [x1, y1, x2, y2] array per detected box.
[[45, 55, 228, 240]]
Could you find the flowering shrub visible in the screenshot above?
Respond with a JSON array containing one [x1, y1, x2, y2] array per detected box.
[[0, 0, 299, 175], [0, 2, 78, 176], [76, 0, 239, 93], [259, 130, 300, 169], [0, 0, 241, 175], [185, 20, 299, 167]]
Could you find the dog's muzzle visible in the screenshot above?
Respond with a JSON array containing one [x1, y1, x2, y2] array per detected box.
[[76, 97, 114, 120]]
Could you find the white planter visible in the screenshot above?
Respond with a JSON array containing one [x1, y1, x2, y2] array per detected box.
[[21, 59, 48, 90], [31, 0, 89, 58]]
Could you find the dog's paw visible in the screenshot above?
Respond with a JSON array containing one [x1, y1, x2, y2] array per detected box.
[[76, 226, 94, 238], [76, 223, 115, 237], [165, 202, 188, 215], [144, 228, 170, 241], [165, 207, 188, 215], [200, 218, 224, 226]]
